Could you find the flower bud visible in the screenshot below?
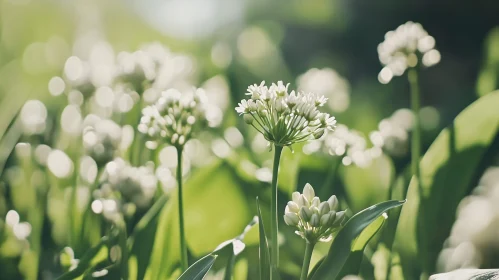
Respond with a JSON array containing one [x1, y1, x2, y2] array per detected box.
[[328, 195, 339, 211], [333, 211, 345, 226], [292, 192, 300, 204], [299, 195, 310, 208], [284, 213, 300, 226], [300, 206, 312, 222], [313, 128, 325, 139], [310, 214, 320, 227], [287, 201, 300, 213], [243, 114, 254, 124], [320, 213, 331, 226], [311, 197, 320, 208], [303, 183, 315, 201], [319, 202, 330, 216]]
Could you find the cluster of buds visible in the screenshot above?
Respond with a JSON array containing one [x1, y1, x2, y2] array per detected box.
[[138, 88, 208, 147], [284, 183, 346, 243], [236, 81, 336, 147], [378, 21, 441, 84]]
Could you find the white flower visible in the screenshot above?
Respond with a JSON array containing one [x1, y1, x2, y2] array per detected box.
[[236, 81, 337, 147], [378, 21, 441, 84], [82, 118, 122, 165], [139, 88, 209, 147], [297, 68, 350, 113], [284, 183, 346, 243]]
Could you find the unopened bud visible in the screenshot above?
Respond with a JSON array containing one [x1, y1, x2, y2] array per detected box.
[[310, 214, 320, 227], [300, 206, 312, 222], [313, 128, 325, 139], [243, 114, 254, 124], [320, 213, 331, 226], [287, 201, 300, 213], [328, 195, 339, 211], [311, 197, 320, 208], [319, 202, 330, 216], [303, 183, 315, 201], [333, 211, 345, 226], [284, 213, 300, 226], [299, 195, 310, 208]]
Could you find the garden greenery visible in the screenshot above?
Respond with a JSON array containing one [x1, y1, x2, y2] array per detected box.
[[1, 19, 499, 280]]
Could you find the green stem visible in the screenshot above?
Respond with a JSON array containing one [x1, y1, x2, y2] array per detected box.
[[408, 69, 422, 194], [270, 145, 283, 278], [177, 147, 188, 271], [300, 241, 315, 280]]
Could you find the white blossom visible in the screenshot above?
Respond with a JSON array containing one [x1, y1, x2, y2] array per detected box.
[[236, 81, 337, 147], [378, 21, 441, 84], [138, 88, 209, 147], [284, 183, 346, 243]]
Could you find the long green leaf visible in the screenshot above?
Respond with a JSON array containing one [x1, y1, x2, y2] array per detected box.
[[311, 200, 405, 280], [256, 198, 271, 280], [177, 254, 217, 280], [337, 214, 387, 278], [395, 91, 499, 276]]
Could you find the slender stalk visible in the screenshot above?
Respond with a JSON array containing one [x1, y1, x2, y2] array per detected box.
[[300, 241, 315, 280], [408, 69, 422, 194], [270, 145, 284, 278], [177, 147, 188, 271]]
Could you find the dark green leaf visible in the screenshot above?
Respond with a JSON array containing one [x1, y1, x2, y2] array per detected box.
[[177, 254, 217, 280], [257, 198, 271, 280], [395, 91, 499, 275], [311, 200, 405, 280], [338, 215, 387, 278]]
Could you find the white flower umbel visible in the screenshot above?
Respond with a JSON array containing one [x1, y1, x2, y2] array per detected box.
[[378, 21, 441, 84], [286, 183, 347, 280], [138, 88, 208, 148], [284, 183, 346, 244], [236, 81, 337, 147]]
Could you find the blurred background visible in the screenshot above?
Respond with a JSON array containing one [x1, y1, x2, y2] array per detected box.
[[1, 0, 499, 279]]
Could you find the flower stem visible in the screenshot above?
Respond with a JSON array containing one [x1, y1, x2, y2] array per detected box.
[[408, 69, 422, 194], [271, 145, 283, 278], [177, 147, 188, 271], [300, 241, 315, 280]]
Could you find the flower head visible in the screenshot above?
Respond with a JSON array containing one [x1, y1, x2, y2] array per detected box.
[[378, 21, 441, 84], [284, 183, 346, 243], [236, 81, 337, 147], [138, 88, 208, 147], [82, 118, 122, 166]]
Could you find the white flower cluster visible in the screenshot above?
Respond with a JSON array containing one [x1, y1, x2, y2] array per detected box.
[[304, 124, 382, 168], [93, 158, 157, 220], [284, 183, 346, 243], [437, 167, 499, 272], [297, 68, 350, 113], [138, 88, 209, 147], [369, 109, 414, 157], [236, 81, 337, 147], [378, 21, 441, 84]]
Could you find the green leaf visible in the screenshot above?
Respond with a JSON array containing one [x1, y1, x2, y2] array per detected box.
[[145, 161, 252, 279], [311, 200, 405, 280], [395, 91, 499, 275], [256, 198, 271, 280], [177, 254, 217, 280], [337, 214, 387, 278]]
